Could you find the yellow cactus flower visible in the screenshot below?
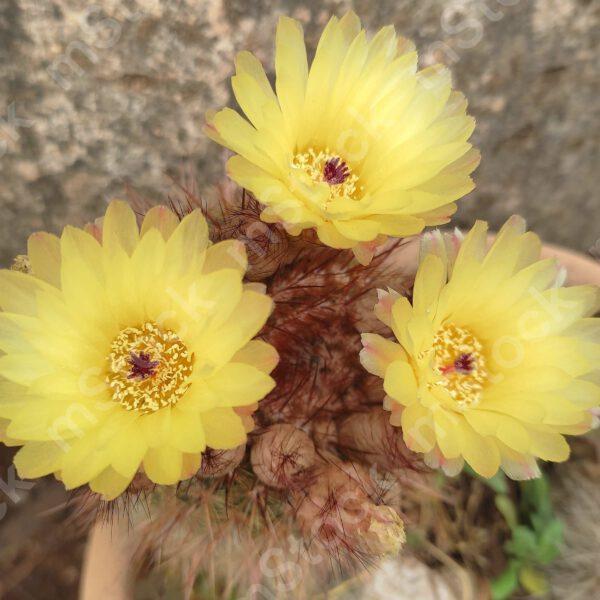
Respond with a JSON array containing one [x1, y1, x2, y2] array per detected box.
[[0, 201, 277, 499], [205, 12, 479, 264], [360, 217, 600, 479]]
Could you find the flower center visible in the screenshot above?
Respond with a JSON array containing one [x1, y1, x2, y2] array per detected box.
[[128, 352, 160, 380], [322, 157, 350, 184], [431, 323, 487, 408], [291, 148, 362, 204], [106, 322, 193, 413]]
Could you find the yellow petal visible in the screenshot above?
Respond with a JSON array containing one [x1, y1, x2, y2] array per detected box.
[[232, 340, 279, 374], [140, 408, 172, 448], [201, 407, 247, 449], [412, 254, 447, 316], [452, 220, 488, 276], [339, 11, 362, 43], [528, 428, 570, 462], [235, 51, 277, 102], [406, 315, 435, 356], [316, 221, 357, 249], [210, 108, 281, 174], [360, 333, 406, 378], [365, 214, 425, 237], [0, 269, 55, 316], [375, 288, 403, 329], [166, 269, 243, 345], [0, 380, 27, 419], [89, 466, 131, 500], [202, 240, 247, 275], [465, 410, 531, 453], [301, 17, 353, 145], [143, 446, 183, 485], [333, 219, 381, 242], [60, 233, 111, 329], [27, 232, 61, 288], [181, 452, 202, 479], [384, 360, 418, 406], [141, 205, 180, 240], [195, 290, 272, 369], [204, 362, 275, 407], [0, 313, 39, 354], [177, 383, 219, 413], [130, 228, 166, 308], [14, 441, 65, 478], [60, 432, 112, 489], [433, 408, 463, 459], [60, 225, 104, 285], [424, 447, 464, 477], [0, 353, 52, 386], [401, 402, 435, 453], [232, 70, 279, 130], [110, 422, 147, 480], [275, 16, 308, 138], [390, 296, 414, 351], [169, 409, 206, 454], [497, 442, 541, 481], [480, 394, 546, 423], [102, 200, 140, 256], [457, 419, 501, 478], [165, 209, 209, 278]]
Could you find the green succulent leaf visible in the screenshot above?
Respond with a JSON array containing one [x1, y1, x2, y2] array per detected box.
[[505, 526, 538, 560], [495, 495, 518, 531], [521, 477, 553, 522], [536, 519, 564, 564], [490, 561, 520, 600], [519, 566, 549, 596]]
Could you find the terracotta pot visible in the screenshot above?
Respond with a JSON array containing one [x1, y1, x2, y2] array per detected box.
[[80, 517, 132, 600], [539, 241, 600, 286], [79, 237, 600, 600]]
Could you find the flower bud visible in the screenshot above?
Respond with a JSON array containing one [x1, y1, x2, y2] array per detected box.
[[295, 461, 405, 559], [199, 446, 246, 478], [11, 255, 31, 273], [310, 419, 338, 451], [361, 504, 406, 557], [251, 424, 315, 489], [338, 408, 420, 471]]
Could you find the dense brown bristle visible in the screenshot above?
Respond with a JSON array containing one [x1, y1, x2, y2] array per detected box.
[[258, 239, 410, 426], [338, 409, 426, 473], [210, 189, 289, 281], [251, 424, 316, 490]]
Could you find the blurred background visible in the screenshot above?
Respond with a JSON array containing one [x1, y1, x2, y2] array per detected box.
[[0, 0, 599, 268], [0, 0, 598, 598]]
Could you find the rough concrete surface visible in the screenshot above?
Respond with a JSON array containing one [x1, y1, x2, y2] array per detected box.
[[0, 0, 599, 267]]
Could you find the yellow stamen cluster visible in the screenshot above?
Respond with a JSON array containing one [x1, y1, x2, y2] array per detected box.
[[290, 147, 362, 204], [106, 322, 193, 413], [431, 323, 487, 409]]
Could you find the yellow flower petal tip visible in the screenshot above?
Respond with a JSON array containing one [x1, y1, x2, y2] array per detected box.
[[360, 216, 600, 480], [0, 201, 277, 499], [205, 13, 479, 262]]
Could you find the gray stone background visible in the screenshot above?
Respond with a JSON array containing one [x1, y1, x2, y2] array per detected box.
[[0, 0, 598, 267]]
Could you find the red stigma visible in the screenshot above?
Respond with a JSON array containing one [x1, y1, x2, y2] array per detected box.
[[440, 353, 475, 376], [128, 352, 160, 380], [323, 157, 350, 185], [454, 353, 475, 373]]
